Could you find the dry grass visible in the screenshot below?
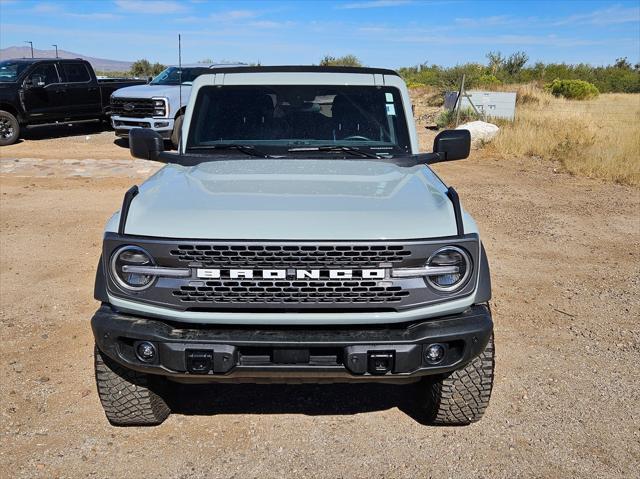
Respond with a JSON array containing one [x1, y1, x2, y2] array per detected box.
[[491, 85, 640, 186]]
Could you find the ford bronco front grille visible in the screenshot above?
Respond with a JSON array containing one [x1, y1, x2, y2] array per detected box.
[[170, 244, 411, 268], [172, 279, 411, 306], [103, 234, 481, 312]]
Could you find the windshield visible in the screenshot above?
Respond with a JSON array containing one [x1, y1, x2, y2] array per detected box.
[[186, 85, 411, 155], [0, 61, 30, 82], [150, 66, 209, 85]]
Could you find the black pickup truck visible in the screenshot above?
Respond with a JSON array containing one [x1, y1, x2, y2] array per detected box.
[[0, 58, 146, 145]]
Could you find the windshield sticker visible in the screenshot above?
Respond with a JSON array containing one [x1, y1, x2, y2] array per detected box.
[[386, 104, 396, 115], [385, 92, 393, 102]]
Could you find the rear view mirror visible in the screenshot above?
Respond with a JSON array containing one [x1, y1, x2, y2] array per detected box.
[[433, 129, 471, 161], [130, 128, 164, 162]]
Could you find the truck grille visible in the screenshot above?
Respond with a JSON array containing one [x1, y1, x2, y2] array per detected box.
[[170, 244, 411, 268], [172, 279, 411, 306], [110, 97, 156, 118], [103, 235, 481, 312]]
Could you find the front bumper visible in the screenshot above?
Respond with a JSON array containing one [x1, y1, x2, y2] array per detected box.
[[92, 303, 493, 383], [111, 116, 173, 138]]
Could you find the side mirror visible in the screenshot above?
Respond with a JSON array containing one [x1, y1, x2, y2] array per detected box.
[[129, 128, 164, 161], [27, 74, 46, 88], [433, 129, 471, 162]]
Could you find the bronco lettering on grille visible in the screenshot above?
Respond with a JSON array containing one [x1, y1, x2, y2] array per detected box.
[[196, 268, 386, 280]]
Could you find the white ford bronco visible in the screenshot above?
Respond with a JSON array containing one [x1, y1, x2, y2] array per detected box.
[[92, 66, 494, 426]]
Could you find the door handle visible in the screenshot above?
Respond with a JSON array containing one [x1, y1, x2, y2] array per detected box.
[[55, 88, 67, 94], [88, 87, 98, 91]]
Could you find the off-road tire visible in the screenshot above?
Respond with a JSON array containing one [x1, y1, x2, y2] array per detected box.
[[94, 346, 170, 426], [0, 110, 20, 146], [421, 334, 494, 425], [171, 113, 184, 149]]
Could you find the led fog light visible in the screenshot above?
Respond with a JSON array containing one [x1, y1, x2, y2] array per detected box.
[[136, 341, 157, 362], [425, 344, 445, 363]]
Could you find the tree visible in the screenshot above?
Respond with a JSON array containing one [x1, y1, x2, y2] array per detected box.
[[503, 51, 529, 75], [319, 54, 363, 67], [130, 59, 166, 77], [614, 57, 632, 70], [486, 51, 504, 75]]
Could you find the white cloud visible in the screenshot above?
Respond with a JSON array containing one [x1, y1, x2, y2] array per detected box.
[[65, 12, 121, 20], [454, 15, 518, 28], [209, 9, 260, 21], [114, 0, 187, 14], [339, 0, 412, 9], [554, 5, 640, 26]]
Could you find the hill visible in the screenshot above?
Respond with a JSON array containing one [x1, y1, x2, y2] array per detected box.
[[0, 46, 132, 72]]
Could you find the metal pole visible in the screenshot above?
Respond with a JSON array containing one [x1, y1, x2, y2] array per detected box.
[[25, 41, 33, 58], [178, 34, 182, 154], [455, 74, 465, 127], [52, 44, 58, 58]]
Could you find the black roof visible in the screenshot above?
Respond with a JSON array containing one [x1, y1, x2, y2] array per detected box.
[[204, 65, 400, 76], [2, 57, 87, 63]]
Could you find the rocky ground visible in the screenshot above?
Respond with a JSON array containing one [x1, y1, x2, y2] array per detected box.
[[0, 125, 639, 478]]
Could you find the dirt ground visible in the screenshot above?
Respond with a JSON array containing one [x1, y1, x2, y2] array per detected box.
[[1, 125, 639, 478]]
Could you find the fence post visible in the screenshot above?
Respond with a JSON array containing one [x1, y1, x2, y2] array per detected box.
[[455, 74, 465, 127]]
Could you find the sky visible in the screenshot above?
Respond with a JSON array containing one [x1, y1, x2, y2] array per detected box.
[[1, 0, 639, 68]]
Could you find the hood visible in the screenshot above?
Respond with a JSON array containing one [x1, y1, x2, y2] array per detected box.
[[117, 159, 461, 240], [111, 83, 189, 99]]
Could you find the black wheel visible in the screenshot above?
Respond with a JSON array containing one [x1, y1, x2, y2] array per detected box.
[[420, 334, 495, 425], [0, 110, 20, 146], [171, 114, 184, 149], [94, 346, 170, 426]]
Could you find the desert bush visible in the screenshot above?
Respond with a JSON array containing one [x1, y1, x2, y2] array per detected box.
[[398, 54, 640, 93], [130, 59, 165, 77], [436, 107, 479, 129], [319, 55, 363, 67], [547, 79, 600, 100], [477, 74, 501, 86]]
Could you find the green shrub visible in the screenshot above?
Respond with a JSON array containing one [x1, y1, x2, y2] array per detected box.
[[546, 79, 600, 100], [406, 80, 427, 88], [319, 55, 363, 67], [477, 74, 501, 86], [436, 108, 480, 129]]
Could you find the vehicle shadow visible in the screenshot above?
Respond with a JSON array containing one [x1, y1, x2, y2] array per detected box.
[[167, 381, 430, 424], [113, 137, 129, 149], [22, 121, 108, 140]]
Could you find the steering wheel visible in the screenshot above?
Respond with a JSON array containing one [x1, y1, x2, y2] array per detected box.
[[342, 135, 372, 141]]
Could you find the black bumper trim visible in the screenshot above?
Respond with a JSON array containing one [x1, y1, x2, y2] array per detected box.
[[91, 304, 493, 382]]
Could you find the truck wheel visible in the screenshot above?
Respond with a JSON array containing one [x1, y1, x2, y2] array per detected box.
[[0, 110, 20, 146], [171, 114, 184, 149], [94, 346, 170, 426], [420, 334, 494, 425]]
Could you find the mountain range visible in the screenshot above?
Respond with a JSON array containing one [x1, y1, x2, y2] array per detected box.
[[0, 46, 133, 72]]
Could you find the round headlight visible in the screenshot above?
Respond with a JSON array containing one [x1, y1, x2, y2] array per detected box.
[[110, 245, 155, 291], [426, 246, 472, 292]]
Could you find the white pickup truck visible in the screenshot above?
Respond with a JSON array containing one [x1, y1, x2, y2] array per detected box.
[[109, 63, 244, 147]]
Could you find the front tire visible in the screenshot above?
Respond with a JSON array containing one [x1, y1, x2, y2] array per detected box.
[[94, 346, 170, 426], [0, 110, 20, 146], [420, 334, 495, 425], [171, 113, 183, 149]]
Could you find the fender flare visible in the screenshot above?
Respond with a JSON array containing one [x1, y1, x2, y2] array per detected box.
[[475, 243, 492, 303]]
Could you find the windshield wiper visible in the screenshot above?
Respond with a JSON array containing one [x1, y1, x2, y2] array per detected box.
[[287, 145, 382, 159], [189, 144, 276, 158]]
